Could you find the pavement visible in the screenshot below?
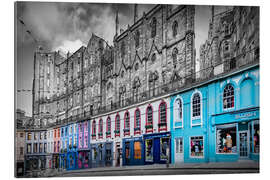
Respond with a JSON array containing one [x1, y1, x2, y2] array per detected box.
[[57, 160, 259, 177]]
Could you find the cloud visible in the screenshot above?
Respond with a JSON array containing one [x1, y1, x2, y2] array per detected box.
[[55, 39, 85, 54]]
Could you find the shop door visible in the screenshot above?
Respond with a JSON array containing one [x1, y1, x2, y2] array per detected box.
[[153, 138, 160, 163], [115, 143, 121, 167], [175, 137, 184, 163], [239, 131, 249, 157]]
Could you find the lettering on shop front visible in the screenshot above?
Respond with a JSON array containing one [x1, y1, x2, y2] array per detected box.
[[235, 112, 256, 119]]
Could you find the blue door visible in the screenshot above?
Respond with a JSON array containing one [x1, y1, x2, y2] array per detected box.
[[153, 138, 160, 163]]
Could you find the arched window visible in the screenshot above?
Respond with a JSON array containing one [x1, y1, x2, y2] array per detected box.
[[151, 17, 157, 38], [92, 120, 96, 139], [106, 117, 111, 138], [172, 48, 178, 67], [223, 84, 235, 109], [192, 93, 201, 118], [158, 101, 167, 132], [172, 21, 178, 37], [124, 111, 130, 136], [146, 105, 153, 133], [135, 30, 140, 48], [134, 108, 141, 134], [115, 114, 120, 137], [175, 98, 183, 122], [98, 119, 103, 138]]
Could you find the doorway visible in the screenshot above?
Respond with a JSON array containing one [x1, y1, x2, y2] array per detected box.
[[175, 137, 184, 163], [239, 131, 249, 158]]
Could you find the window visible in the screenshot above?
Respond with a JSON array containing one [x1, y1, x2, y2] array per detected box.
[[151, 17, 157, 38], [125, 142, 131, 162], [145, 139, 153, 162], [27, 144, 31, 154], [223, 41, 230, 53], [190, 136, 204, 157], [172, 21, 178, 37], [151, 53, 156, 62], [135, 30, 140, 48], [216, 124, 237, 153], [175, 98, 183, 122], [134, 141, 142, 159], [92, 120, 96, 139], [20, 147, 23, 155], [27, 133, 31, 140], [192, 93, 201, 118], [98, 119, 103, 138], [20, 133, 23, 138], [39, 143, 43, 153], [253, 122, 260, 153], [146, 105, 153, 132], [172, 48, 178, 67], [223, 84, 234, 109], [134, 108, 141, 134], [158, 101, 167, 131], [124, 111, 130, 136], [115, 114, 120, 137], [106, 117, 111, 138], [34, 143, 38, 153], [34, 132, 38, 140], [160, 137, 170, 160], [44, 143, 47, 153]]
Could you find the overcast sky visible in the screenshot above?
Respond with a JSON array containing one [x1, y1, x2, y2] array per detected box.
[[16, 2, 230, 116]]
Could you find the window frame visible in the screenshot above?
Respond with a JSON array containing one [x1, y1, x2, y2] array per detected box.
[[223, 84, 235, 110], [106, 116, 111, 138], [92, 120, 96, 139], [124, 111, 130, 136], [190, 136, 204, 158], [172, 20, 178, 37], [115, 113, 120, 137], [191, 91, 203, 126], [174, 96, 184, 128], [98, 118, 103, 139], [158, 101, 167, 132], [134, 108, 141, 135], [145, 104, 154, 133]]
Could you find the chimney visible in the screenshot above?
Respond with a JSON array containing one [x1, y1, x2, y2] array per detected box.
[[134, 4, 138, 23]]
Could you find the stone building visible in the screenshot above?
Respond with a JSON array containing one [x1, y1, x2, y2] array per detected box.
[[32, 4, 196, 129], [199, 6, 259, 80]]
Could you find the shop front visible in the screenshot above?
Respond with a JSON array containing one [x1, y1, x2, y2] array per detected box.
[[122, 137, 144, 166], [52, 154, 59, 169], [210, 107, 259, 162], [78, 150, 90, 169], [67, 151, 77, 170], [143, 132, 171, 165], [59, 153, 67, 170], [90, 142, 113, 168]]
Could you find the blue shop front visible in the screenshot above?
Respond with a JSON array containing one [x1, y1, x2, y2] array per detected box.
[[122, 136, 144, 166], [209, 107, 259, 162], [143, 132, 171, 164], [90, 141, 113, 168]]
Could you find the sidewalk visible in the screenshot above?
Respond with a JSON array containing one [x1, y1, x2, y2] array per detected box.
[[62, 160, 259, 174]]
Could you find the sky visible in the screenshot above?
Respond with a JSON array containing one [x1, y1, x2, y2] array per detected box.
[[16, 2, 230, 116]]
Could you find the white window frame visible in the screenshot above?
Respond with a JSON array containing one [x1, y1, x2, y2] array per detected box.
[[173, 96, 184, 128], [222, 84, 235, 111], [190, 90, 203, 127]]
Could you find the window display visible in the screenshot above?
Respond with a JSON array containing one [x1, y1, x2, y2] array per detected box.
[[125, 142, 130, 161], [145, 139, 153, 162], [92, 148, 97, 161], [190, 136, 203, 157], [216, 124, 237, 153], [134, 141, 142, 160], [253, 122, 259, 153], [160, 137, 170, 160]]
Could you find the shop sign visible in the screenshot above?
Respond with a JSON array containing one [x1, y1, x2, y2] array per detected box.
[[235, 111, 257, 120]]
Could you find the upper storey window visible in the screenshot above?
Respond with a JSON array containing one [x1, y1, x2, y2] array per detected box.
[[151, 17, 157, 38], [223, 84, 235, 109], [192, 93, 201, 118], [172, 21, 178, 37]]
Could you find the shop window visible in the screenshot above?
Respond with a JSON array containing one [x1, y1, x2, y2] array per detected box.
[[160, 137, 170, 161], [115, 114, 120, 137], [158, 101, 167, 132], [223, 84, 235, 109], [151, 17, 157, 38], [134, 141, 142, 159], [124, 111, 130, 136], [98, 119, 103, 139], [145, 105, 153, 133], [125, 142, 131, 163], [145, 139, 153, 162], [253, 123, 260, 153], [172, 21, 178, 37], [192, 92, 201, 119], [190, 136, 204, 157], [216, 124, 237, 153], [134, 108, 141, 135], [92, 120, 96, 139], [106, 117, 111, 138]]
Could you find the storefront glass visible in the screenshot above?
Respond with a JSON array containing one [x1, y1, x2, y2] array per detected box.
[[216, 124, 237, 153], [125, 142, 130, 163], [190, 136, 203, 157], [134, 141, 141, 159], [145, 139, 153, 162], [253, 122, 259, 153], [160, 137, 169, 160]]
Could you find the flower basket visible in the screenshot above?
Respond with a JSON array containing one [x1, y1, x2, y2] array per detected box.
[[145, 124, 153, 129], [106, 131, 111, 135], [114, 130, 120, 133], [123, 129, 130, 132], [158, 122, 167, 127]]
